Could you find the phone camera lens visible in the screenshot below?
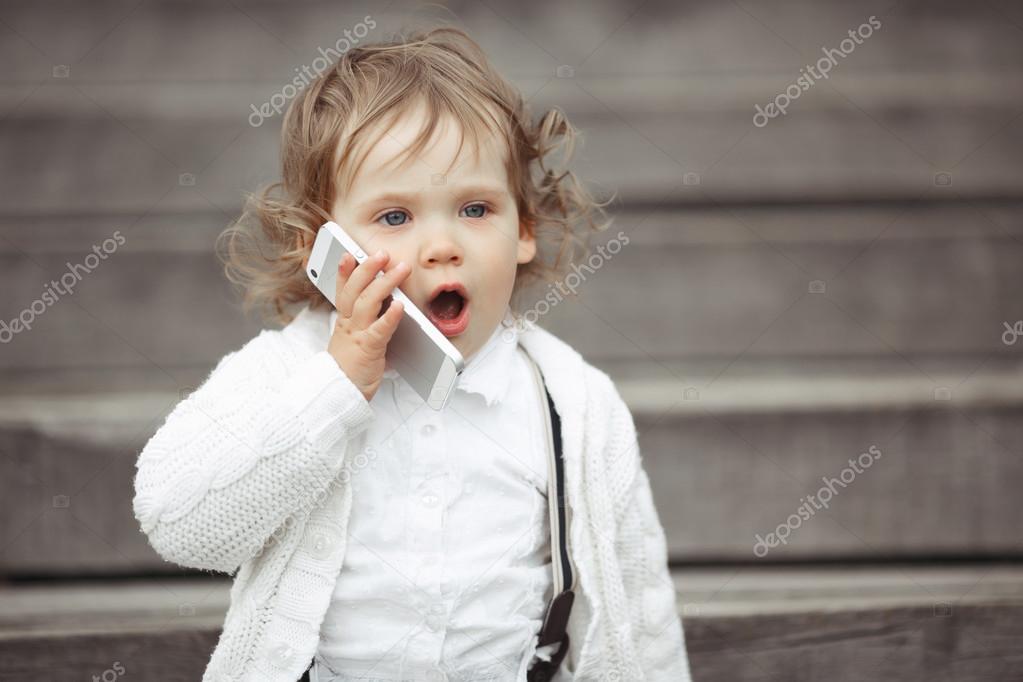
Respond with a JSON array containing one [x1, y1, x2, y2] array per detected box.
[[310, 268, 318, 278]]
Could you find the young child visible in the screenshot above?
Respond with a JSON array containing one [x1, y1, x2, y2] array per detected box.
[[133, 26, 691, 682]]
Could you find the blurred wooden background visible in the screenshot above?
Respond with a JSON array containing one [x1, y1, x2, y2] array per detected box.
[[1, 0, 1023, 679]]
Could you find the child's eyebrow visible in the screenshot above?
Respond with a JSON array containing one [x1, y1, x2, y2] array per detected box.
[[358, 183, 509, 207]]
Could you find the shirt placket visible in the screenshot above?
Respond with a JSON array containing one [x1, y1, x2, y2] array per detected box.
[[404, 390, 449, 679]]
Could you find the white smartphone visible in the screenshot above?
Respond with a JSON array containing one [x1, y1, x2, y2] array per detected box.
[[306, 221, 464, 410]]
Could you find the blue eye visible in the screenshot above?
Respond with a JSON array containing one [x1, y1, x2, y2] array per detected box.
[[379, 210, 409, 227], [461, 203, 487, 219]]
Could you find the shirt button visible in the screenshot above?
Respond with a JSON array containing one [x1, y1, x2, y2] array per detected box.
[[421, 492, 439, 508], [304, 525, 340, 560], [425, 604, 446, 631], [420, 423, 436, 437], [271, 643, 293, 664]]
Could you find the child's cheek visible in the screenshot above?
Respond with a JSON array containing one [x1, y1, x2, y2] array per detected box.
[[471, 232, 518, 309]]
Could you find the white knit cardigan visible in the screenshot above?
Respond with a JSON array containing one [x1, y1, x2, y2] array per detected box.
[[132, 305, 692, 682]]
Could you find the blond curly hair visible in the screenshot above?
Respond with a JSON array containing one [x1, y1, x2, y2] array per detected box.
[[217, 25, 613, 325]]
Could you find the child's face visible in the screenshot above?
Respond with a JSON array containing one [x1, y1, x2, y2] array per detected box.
[[329, 104, 536, 362]]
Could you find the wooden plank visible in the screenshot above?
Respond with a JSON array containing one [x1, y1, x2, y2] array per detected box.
[[5, 1, 1021, 82], [0, 426, 176, 576], [0, 577, 229, 635], [2, 93, 1020, 213], [685, 603, 1023, 681], [2, 369, 1023, 572], [3, 2, 1023, 210], [0, 628, 218, 681], [639, 403, 1023, 561], [2, 567, 1022, 680], [1, 203, 1022, 375]]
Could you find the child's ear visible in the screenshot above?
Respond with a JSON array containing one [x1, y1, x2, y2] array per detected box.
[[517, 219, 537, 265]]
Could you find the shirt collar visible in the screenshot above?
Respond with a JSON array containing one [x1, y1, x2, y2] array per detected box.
[[327, 306, 522, 407], [454, 306, 522, 406]]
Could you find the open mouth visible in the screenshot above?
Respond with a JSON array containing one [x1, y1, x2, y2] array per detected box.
[[426, 285, 470, 337]]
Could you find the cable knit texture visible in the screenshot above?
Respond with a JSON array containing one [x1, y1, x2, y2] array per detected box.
[[132, 305, 691, 682]]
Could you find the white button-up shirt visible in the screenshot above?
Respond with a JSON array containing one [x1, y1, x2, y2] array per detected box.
[[315, 306, 555, 682]]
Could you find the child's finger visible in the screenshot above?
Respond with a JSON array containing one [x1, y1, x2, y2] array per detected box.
[[339, 251, 388, 318], [365, 298, 403, 348], [352, 261, 410, 327], [335, 253, 356, 314], [339, 252, 357, 279]]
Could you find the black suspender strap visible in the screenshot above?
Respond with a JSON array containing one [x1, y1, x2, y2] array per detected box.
[[524, 351, 575, 682]]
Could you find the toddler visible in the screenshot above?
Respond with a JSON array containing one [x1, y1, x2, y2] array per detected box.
[[133, 26, 691, 682]]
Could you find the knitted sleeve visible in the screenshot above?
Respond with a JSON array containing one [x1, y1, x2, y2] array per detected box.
[[131, 332, 375, 575], [607, 386, 693, 682]]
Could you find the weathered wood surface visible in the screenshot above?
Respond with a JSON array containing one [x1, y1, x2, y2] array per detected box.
[[3, 203, 1022, 372], [2, 567, 1022, 681], [3, 375, 1023, 570], [1, 1, 1022, 211], [3, 0, 1023, 580]]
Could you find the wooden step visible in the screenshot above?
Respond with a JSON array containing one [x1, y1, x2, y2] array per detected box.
[[2, 2, 1021, 209], [2, 203, 1021, 376], [2, 79, 1020, 212], [620, 356, 1023, 562], [1, 565, 1020, 680], [2, 357, 1021, 573], [679, 564, 1023, 681], [3, 78, 1020, 214]]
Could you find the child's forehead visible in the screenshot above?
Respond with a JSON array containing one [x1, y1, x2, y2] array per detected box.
[[338, 103, 512, 199]]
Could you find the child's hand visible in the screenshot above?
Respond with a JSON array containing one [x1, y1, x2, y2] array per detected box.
[[327, 249, 410, 403]]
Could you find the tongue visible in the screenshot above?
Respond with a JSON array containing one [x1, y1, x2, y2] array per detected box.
[[430, 291, 463, 320]]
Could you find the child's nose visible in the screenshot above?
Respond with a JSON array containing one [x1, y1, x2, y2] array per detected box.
[[421, 226, 463, 266]]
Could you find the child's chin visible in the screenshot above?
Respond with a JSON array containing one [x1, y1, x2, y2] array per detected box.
[[450, 333, 470, 356], [451, 330, 482, 362]]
